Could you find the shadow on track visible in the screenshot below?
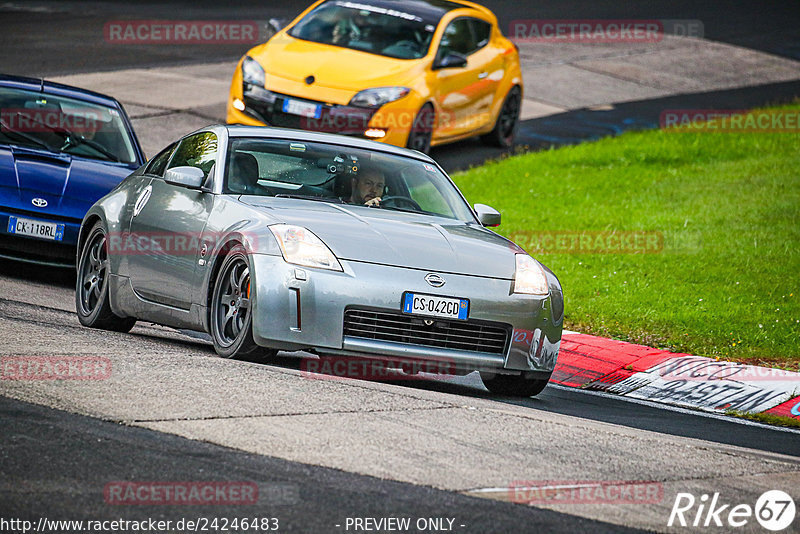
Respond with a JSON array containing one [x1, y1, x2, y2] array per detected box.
[[0, 257, 75, 288]]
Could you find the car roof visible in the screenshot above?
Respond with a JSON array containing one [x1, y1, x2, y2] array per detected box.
[[316, 0, 467, 25], [221, 124, 438, 163], [0, 73, 123, 109], [444, 0, 497, 21]]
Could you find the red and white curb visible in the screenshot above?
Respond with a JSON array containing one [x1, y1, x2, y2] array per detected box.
[[554, 332, 800, 420]]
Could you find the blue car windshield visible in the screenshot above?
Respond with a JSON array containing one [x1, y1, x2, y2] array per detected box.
[[288, 1, 439, 59], [225, 137, 476, 222], [0, 87, 137, 163]]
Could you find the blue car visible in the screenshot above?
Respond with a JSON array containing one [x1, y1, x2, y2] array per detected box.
[[0, 74, 145, 266]]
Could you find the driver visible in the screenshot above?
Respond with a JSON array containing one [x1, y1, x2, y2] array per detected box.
[[349, 167, 385, 207], [331, 10, 367, 46]]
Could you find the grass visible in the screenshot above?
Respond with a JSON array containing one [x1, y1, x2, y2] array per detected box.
[[725, 410, 800, 429], [452, 103, 800, 367]]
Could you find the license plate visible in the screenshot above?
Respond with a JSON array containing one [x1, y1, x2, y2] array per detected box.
[[7, 216, 64, 241], [402, 292, 469, 320], [282, 98, 322, 119]]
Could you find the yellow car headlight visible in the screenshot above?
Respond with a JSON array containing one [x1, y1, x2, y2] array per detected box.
[[242, 56, 266, 87], [349, 87, 410, 108]]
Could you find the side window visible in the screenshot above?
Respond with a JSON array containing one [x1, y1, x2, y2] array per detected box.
[[470, 19, 491, 49], [143, 143, 175, 177], [437, 18, 477, 59], [166, 132, 218, 180]]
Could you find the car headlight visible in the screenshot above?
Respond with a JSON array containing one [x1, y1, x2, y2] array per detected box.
[[269, 224, 342, 271], [349, 87, 410, 108], [513, 254, 549, 295], [241, 56, 265, 86]]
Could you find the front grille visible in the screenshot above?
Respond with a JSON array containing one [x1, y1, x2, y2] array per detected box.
[[344, 308, 511, 355], [2, 205, 79, 224], [243, 89, 375, 136], [265, 108, 305, 129]]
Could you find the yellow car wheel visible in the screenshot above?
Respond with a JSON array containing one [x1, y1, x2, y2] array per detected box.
[[481, 86, 521, 148], [405, 104, 434, 154]]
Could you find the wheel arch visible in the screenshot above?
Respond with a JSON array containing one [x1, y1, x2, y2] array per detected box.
[[485, 82, 522, 134], [76, 213, 104, 269], [405, 101, 437, 152], [204, 238, 245, 327]]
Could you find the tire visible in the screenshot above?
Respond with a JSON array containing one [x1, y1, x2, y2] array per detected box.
[[75, 222, 136, 332], [210, 245, 276, 362], [481, 86, 521, 148], [406, 104, 434, 154], [480, 370, 550, 397]]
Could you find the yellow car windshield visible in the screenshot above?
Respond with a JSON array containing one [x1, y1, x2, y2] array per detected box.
[[288, 0, 440, 59]]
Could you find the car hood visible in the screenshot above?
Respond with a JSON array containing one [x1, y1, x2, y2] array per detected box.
[[253, 35, 422, 95], [243, 197, 521, 279], [0, 145, 134, 219]]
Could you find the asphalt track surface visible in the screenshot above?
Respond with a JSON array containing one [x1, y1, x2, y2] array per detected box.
[[2, 396, 648, 534], [1, 263, 799, 532], [2, 1, 800, 532], [2, 0, 798, 78], [4, 263, 800, 458], [5, 260, 800, 458]]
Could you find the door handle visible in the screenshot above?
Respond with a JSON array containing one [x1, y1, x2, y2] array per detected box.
[[478, 71, 488, 79]]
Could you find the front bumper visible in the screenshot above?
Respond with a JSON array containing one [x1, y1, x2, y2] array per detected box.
[[227, 84, 414, 148], [249, 253, 562, 374]]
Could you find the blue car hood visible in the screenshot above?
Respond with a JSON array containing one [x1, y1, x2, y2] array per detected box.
[[0, 145, 134, 221]]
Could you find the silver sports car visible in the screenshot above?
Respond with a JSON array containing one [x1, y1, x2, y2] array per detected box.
[[76, 125, 563, 396]]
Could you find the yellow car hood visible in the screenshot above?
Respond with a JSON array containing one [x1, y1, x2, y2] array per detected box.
[[252, 35, 422, 105]]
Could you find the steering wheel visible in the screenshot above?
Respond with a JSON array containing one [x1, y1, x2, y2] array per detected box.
[[393, 40, 418, 49], [380, 195, 422, 211]]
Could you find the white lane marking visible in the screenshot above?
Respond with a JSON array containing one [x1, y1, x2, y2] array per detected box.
[[466, 487, 512, 494]]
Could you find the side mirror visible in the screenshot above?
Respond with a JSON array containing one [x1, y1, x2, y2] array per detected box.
[[268, 18, 288, 34], [433, 52, 468, 70], [474, 203, 501, 227], [164, 166, 205, 189]]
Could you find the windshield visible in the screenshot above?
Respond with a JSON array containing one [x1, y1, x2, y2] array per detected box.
[[0, 87, 138, 163], [288, 0, 439, 59], [225, 137, 476, 222]]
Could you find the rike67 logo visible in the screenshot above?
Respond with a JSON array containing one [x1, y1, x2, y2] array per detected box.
[[668, 490, 795, 531]]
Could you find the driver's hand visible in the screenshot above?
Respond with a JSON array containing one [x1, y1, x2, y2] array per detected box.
[[364, 197, 381, 207]]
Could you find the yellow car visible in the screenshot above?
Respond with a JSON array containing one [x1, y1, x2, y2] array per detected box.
[[227, 0, 522, 153]]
